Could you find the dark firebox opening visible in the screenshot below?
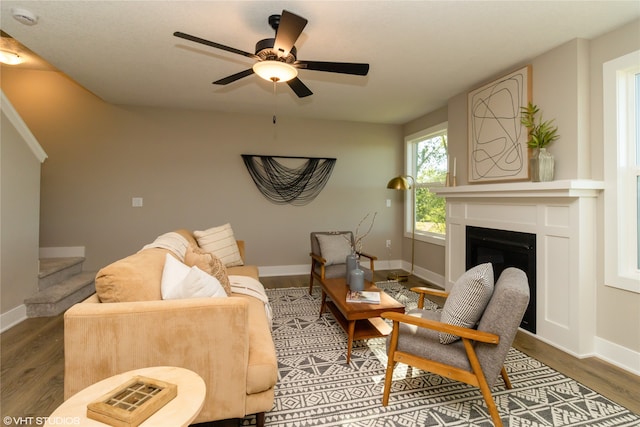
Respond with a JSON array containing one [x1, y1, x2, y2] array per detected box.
[[466, 226, 536, 334]]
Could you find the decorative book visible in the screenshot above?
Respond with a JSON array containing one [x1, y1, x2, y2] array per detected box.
[[346, 290, 381, 304], [87, 376, 177, 427]]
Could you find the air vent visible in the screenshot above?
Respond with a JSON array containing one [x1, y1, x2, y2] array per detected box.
[[11, 8, 38, 26]]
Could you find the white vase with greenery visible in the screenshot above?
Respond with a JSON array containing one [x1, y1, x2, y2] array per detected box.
[[520, 102, 560, 182]]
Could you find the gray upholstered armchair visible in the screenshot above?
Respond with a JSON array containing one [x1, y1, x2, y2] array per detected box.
[[381, 266, 530, 427], [309, 231, 377, 294]]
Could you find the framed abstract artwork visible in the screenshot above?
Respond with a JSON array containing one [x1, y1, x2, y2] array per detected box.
[[468, 65, 532, 183]]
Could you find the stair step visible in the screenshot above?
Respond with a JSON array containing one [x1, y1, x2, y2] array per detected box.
[[39, 257, 85, 291], [25, 271, 96, 317]]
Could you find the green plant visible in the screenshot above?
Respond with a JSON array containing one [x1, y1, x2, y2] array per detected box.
[[520, 102, 560, 149]]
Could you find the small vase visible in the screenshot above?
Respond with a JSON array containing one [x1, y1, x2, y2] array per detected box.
[[349, 267, 365, 292], [531, 148, 555, 182], [346, 253, 358, 284]]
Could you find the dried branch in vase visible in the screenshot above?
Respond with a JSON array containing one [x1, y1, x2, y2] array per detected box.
[[351, 212, 377, 254]]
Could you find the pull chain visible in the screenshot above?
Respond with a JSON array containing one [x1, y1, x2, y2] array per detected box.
[[272, 79, 277, 124]]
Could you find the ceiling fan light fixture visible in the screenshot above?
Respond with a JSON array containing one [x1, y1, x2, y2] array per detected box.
[[253, 61, 297, 83], [0, 49, 22, 65]]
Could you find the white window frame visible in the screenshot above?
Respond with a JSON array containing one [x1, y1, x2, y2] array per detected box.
[[603, 50, 640, 293], [404, 122, 448, 247]]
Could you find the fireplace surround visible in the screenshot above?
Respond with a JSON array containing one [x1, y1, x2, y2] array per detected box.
[[435, 180, 603, 357]]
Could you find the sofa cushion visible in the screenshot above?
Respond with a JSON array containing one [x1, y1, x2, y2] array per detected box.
[[194, 223, 244, 267], [95, 248, 168, 302], [315, 233, 352, 266], [185, 244, 232, 296], [161, 253, 227, 299], [439, 262, 494, 344]]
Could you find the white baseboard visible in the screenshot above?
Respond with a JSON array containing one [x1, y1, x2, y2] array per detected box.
[[595, 336, 640, 376], [409, 263, 445, 288], [39, 246, 85, 258], [259, 264, 309, 277], [1, 304, 27, 333]]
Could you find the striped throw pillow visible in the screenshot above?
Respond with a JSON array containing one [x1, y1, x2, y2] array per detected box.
[[439, 262, 494, 344], [194, 223, 244, 267]]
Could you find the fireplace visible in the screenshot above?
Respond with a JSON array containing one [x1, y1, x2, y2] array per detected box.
[[466, 226, 536, 333], [436, 180, 603, 357]]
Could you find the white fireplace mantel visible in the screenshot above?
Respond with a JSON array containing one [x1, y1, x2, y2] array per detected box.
[[434, 179, 604, 199], [434, 179, 604, 358]]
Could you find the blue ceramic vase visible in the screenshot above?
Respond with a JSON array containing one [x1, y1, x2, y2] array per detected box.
[[349, 267, 365, 291]]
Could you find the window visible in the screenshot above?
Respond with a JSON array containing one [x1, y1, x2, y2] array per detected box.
[[603, 50, 640, 293], [405, 123, 448, 245]]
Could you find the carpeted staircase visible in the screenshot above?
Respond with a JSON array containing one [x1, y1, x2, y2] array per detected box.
[[24, 257, 96, 317]]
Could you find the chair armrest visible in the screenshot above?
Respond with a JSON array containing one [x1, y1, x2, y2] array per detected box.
[[411, 286, 449, 298], [357, 251, 377, 261], [309, 252, 327, 265], [410, 286, 448, 309], [381, 311, 499, 344], [64, 297, 251, 415]]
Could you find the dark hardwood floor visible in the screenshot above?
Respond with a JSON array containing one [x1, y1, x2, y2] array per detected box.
[[1, 271, 638, 425]]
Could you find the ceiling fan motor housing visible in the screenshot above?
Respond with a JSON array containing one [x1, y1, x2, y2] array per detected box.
[[255, 38, 297, 62]]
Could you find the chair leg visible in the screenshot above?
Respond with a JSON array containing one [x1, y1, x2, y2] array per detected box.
[[463, 339, 503, 427], [477, 379, 503, 427], [382, 358, 396, 406], [382, 322, 400, 406], [500, 366, 512, 389], [255, 412, 265, 427], [309, 271, 314, 295]]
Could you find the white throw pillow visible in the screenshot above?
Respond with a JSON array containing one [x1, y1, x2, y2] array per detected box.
[[315, 233, 353, 266], [439, 262, 494, 344], [161, 253, 227, 299], [194, 223, 244, 267]]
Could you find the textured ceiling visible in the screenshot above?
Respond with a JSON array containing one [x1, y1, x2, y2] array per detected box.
[[1, 1, 638, 124]]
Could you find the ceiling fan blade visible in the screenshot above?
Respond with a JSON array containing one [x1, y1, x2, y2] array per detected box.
[[213, 69, 255, 85], [174, 31, 259, 60], [287, 77, 313, 98], [295, 60, 369, 76], [273, 10, 308, 57]]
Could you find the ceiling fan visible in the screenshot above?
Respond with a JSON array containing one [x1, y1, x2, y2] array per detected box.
[[173, 10, 370, 98]]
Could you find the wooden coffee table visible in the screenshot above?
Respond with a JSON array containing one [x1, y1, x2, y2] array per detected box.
[[319, 277, 405, 363]]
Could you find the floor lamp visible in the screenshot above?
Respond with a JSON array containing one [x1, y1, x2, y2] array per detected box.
[[386, 175, 415, 281]]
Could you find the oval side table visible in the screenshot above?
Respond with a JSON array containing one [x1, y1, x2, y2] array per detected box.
[[45, 366, 205, 427]]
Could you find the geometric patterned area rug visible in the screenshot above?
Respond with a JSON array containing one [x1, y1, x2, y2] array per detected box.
[[241, 282, 640, 426]]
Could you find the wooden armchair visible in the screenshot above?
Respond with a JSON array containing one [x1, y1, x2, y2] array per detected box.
[[309, 231, 377, 294], [381, 267, 530, 427]]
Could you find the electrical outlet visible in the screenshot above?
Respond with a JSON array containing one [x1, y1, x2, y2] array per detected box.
[[132, 197, 143, 207], [386, 199, 391, 208], [386, 240, 391, 248]]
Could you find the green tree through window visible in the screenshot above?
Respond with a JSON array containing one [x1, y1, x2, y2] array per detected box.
[[408, 125, 448, 236]]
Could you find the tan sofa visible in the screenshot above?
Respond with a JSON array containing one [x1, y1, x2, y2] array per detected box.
[[63, 229, 277, 426]]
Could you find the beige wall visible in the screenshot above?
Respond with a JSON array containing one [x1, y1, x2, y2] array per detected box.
[[1, 68, 404, 274], [1, 103, 41, 313]]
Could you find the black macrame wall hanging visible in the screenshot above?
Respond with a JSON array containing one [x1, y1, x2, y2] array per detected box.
[[242, 155, 336, 206]]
